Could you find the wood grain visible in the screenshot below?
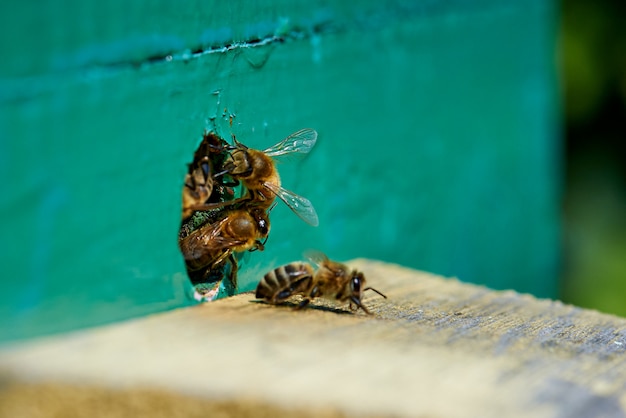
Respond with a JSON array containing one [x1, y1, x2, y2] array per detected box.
[[1, 260, 625, 418]]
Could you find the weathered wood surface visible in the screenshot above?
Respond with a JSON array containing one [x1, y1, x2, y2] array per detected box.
[[1, 260, 625, 418]]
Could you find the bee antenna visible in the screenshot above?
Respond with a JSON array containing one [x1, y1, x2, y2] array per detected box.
[[250, 239, 265, 252], [223, 143, 237, 152], [231, 134, 247, 149], [364, 287, 387, 299]]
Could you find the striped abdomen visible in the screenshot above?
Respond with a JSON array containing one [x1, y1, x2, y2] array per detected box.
[[256, 262, 314, 303]]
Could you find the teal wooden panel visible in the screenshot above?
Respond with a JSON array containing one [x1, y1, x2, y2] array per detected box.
[[0, 0, 561, 342]]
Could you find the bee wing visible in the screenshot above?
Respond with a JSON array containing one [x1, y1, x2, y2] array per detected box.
[[262, 128, 317, 158], [263, 182, 319, 227], [183, 219, 246, 261], [200, 234, 248, 250], [304, 250, 348, 277], [304, 250, 329, 267]]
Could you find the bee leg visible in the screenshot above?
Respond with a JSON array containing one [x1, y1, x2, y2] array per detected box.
[[350, 296, 371, 315], [273, 289, 294, 303], [212, 168, 233, 178], [210, 250, 232, 269], [295, 284, 318, 310], [188, 196, 249, 213], [295, 298, 311, 310], [225, 253, 239, 291], [249, 240, 265, 252]]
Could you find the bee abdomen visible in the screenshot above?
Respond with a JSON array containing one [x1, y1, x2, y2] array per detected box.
[[256, 262, 313, 302]]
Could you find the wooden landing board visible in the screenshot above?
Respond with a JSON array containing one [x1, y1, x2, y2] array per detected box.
[[1, 260, 625, 418]]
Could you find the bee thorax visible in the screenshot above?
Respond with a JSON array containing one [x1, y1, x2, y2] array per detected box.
[[229, 215, 255, 237]]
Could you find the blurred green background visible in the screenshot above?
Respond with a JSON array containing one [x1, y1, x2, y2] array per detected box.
[[560, 0, 626, 316]]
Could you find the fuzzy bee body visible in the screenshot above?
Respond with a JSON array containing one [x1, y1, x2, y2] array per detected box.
[[181, 131, 236, 221], [180, 203, 270, 290], [224, 129, 319, 227], [256, 253, 386, 314], [256, 262, 315, 303], [178, 128, 319, 300]]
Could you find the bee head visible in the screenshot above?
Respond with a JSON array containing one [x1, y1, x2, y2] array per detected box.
[[349, 270, 366, 297], [227, 137, 253, 178], [346, 270, 386, 314], [249, 207, 270, 238]]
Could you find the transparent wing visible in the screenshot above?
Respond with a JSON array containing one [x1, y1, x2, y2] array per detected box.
[[303, 250, 329, 267], [183, 219, 246, 260], [263, 128, 318, 158], [263, 182, 319, 227], [199, 234, 247, 251]]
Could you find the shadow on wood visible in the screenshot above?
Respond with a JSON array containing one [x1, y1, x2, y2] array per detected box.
[[1, 259, 625, 418]]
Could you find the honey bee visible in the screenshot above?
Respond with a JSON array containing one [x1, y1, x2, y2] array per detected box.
[[178, 127, 318, 301], [224, 128, 319, 226], [179, 202, 271, 297], [255, 252, 387, 314], [181, 131, 237, 221]]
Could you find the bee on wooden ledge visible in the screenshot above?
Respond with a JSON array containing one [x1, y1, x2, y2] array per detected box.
[[255, 251, 387, 314]]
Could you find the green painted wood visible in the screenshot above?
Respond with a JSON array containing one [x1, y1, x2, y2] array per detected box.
[[0, 0, 561, 342]]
